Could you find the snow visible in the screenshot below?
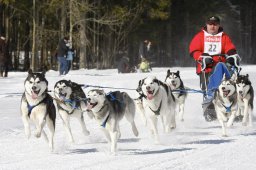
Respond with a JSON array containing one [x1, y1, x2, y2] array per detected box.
[[0, 66, 255, 170]]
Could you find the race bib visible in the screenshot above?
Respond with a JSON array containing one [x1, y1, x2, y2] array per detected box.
[[204, 30, 222, 55]]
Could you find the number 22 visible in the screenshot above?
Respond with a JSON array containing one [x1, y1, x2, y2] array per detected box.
[[208, 44, 216, 52]]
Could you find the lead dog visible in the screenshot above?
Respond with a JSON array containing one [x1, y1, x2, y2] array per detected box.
[[236, 74, 254, 126], [137, 76, 176, 143], [21, 69, 56, 151], [213, 78, 238, 136], [165, 70, 187, 121], [86, 89, 139, 153], [54, 80, 90, 143]]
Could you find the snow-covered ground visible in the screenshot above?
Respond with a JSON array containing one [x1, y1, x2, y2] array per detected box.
[[0, 66, 255, 170]]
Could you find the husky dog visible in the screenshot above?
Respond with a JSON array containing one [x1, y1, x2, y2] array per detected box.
[[137, 76, 176, 143], [86, 89, 138, 153], [165, 70, 187, 121], [21, 69, 56, 151], [54, 80, 90, 143], [236, 74, 254, 126], [213, 78, 238, 136]]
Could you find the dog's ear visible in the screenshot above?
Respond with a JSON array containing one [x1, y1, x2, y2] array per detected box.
[[246, 74, 249, 78], [98, 89, 105, 96], [138, 80, 142, 86], [41, 70, 46, 76], [176, 70, 180, 77], [153, 78, 160, 85], [28, 69, 33, 75], [68, 80, 73, 86], [167, 69, 170, 75], [137, 80, 142, 92], [139, 78, 145, 86]]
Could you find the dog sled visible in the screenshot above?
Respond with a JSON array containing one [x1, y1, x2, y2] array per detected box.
[[199, 53, 241, 122]]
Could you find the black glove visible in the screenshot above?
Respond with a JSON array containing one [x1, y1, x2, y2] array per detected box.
[[200, 53, 213, 70], [226, 54, 241, 67]]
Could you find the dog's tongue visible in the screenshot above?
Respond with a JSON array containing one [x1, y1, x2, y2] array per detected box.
[[31, 91, 38, 99], [60, 95, 66, 101], [147, 93, 153, 100], [87, 104, 93, 110], [223, 91, 229, 97]]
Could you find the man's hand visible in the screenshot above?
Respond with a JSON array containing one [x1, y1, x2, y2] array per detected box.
[[199, 53, 213, 71], [226, 54, 241, 67]]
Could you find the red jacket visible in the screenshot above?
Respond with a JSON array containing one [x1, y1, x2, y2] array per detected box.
[[189, 27, 236, 74]]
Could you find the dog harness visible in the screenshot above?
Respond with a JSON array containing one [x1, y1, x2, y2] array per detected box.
[[58, 99, 80, 114], [101, 112, 110, 128], [25, 95, 49, 118], [149, 100, 162, 115], [221, 102, 235, 113]]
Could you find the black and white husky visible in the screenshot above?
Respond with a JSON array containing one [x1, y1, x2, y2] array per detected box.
[[21, 69, 56, 151], [86, 89, 139, 153], [137, 76, 176, 143], [213, 78, 238, 137], [165, 70, 187, 121], [236, 74, 254, 126], [54, 80, 90, 143]]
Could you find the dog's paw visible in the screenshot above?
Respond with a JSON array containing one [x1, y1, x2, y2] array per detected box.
[[227, 122, 233, 127], [170, 124, 176, 129], [34, 131, 41, 138], [83, 130, 90, 136], [142, 119, 147, 126], [49, 143, 54, 152], [25, 130, 31, 139], [242, 122, 247, 126], [117, 132, 121, 139], [222, 134, 228, 137], [165, 127, 171, 133], [69, 138, 75, 144]]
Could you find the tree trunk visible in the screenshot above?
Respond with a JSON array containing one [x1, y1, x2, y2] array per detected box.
[[79, 21, 87, 69]]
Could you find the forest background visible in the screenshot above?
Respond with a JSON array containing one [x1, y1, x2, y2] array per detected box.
[[0, 0, 255, 71]]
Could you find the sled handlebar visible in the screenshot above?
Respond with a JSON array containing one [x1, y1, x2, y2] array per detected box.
[[207, 54, 227, 57]]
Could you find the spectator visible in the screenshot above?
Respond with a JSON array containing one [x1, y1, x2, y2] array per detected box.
[[66, 43, 74, 73], [139, 40, 152, 60], [117, 56, 130, 73], [56, 36, 69, 75], [139, 57, 151, 72], [0, 35, 9, 77]]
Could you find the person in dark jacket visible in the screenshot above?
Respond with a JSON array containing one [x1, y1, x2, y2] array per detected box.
[[117, 56, 130, 73], [0, 35, 9, 77], [139, 40, 152, 59], [189, 16, 241, 121], [56, 36, 69, 75]]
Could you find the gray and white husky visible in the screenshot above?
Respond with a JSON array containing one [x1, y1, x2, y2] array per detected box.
[[21, 69, 56, 151], [86, 89, 138, 153], [54, 80, 90, 143], [236, 74, 254, 126], [213, 78, 238, 137], [165, 70, 187, 121], [137, 76, 176, 143]]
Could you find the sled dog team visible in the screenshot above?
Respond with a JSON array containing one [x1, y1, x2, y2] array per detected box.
[[21, 69, 254, 153]]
